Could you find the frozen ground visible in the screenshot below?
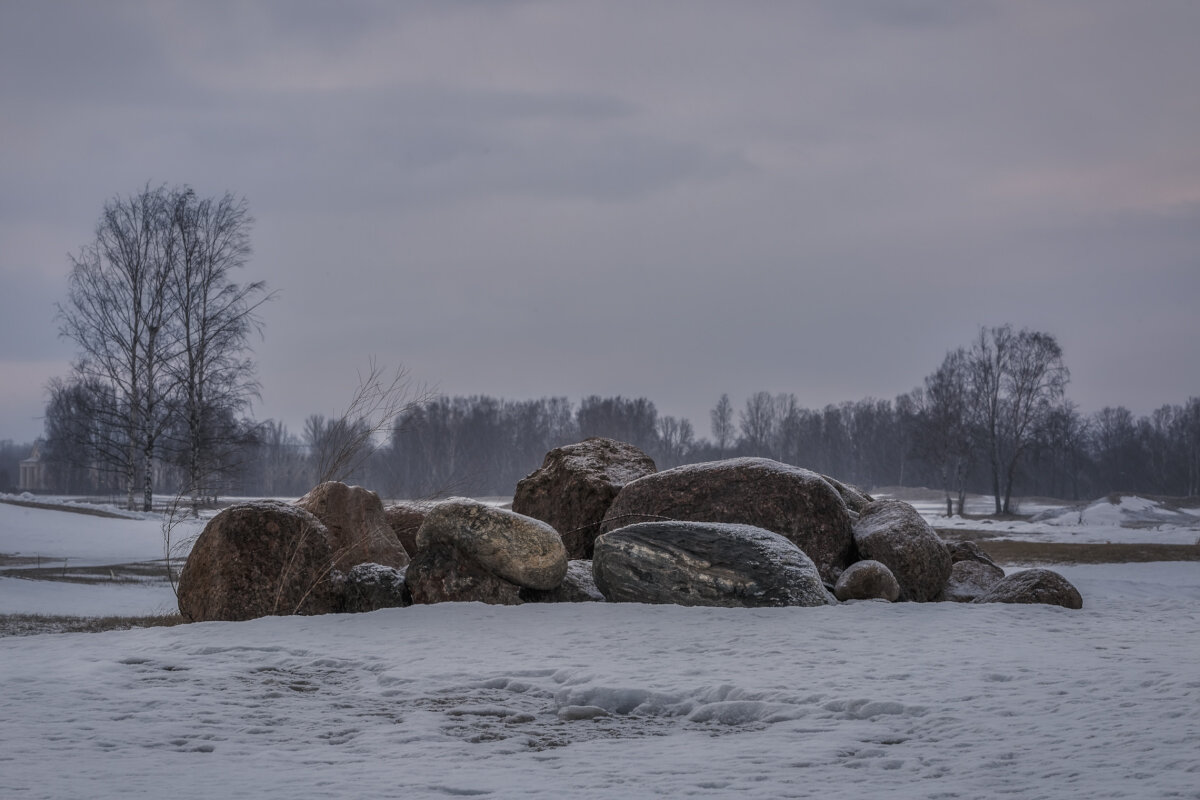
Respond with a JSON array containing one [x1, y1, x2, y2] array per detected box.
[[0, 563, 1196, 799]]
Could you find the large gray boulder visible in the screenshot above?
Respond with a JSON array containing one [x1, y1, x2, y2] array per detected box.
[[833, 559, 901, 602], [296, 481, 409, 570], [178, 501, 343, 622], [406, 500, 569, 605], [600, 458, 856, 583], [852, 499, 952, 602], [940, 560, 1005, 603], [512, 437, 657, 559], [974, 568, 1083, 610], [592, 521, 833, 608]]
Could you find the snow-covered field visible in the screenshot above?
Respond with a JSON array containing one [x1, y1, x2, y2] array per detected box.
[[0, 563, 1197, 798], [1, 493, 1198, 798], [891, 491, 1200, 545]]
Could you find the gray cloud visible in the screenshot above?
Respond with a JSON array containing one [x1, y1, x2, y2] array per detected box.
[[1, 0, 1198, 444]]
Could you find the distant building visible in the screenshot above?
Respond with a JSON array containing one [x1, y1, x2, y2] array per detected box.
[[18, 442, 48, 492]]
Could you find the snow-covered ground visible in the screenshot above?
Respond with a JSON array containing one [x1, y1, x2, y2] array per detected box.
[[0, 563, 1196, 799], [896, 492, 1200, 545]]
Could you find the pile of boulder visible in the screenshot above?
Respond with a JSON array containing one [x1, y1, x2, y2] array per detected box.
[[176, 437, 1082, 622]]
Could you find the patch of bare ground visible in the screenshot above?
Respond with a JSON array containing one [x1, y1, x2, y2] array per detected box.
[[0, 613, 187, 638], [0, 497, 138, 519], [0, 560, 180, 584], [937, 533, 1200, 565]]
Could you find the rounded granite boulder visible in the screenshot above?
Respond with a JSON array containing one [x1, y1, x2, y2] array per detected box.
[[600, 457, 856, 584], [973, 568, 1083, 610], [177, 501, 342, 622], [512, 437, 657, 559], [406, 500, 569, 605], [296, 481, 409, 570], [852, 499, 952, 603], [592, 520, 833, 608]]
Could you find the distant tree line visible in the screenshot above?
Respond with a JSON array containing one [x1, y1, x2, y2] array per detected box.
[[25, 249, 1200, 511]]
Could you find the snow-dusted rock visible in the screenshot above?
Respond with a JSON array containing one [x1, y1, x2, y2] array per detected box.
[[341, 563, 410, 612], [600, 458, 856, 583], [592, 521, 833, 608], [946, 540, 1001, 571], [406, 500, 569, 605], [821, 475, 875, 514], [833, 559, 901, 602], [296, 481, 409, 570], [384, 500, 435, 556], [974, 568, 1083, 610], [853, 499, 952, 602], [512, 437, 657, 559], [521, 560, 605, 603], [939, 560, 1005, 603], [178, 501, 343, 621]]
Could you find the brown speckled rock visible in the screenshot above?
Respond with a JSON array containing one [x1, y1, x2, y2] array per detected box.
[[296, 481, 409, 570], [834, 559, 901, 602], [821, 475, 875, 514], [177, 501, 342, 621], [600, 458, 856, 583], [947, 540, 1001, 571], [384, 500, 435, 556], [512, 437, 656, 559], [853, 499, 952, 602], [974, 568, 1083, 610]]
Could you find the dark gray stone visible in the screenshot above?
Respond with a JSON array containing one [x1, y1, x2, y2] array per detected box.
[[341, 563, 410, 612], [592, 521, 833, 608], [521, 560, 605, 603]]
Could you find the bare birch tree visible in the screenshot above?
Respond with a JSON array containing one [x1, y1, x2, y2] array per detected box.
[[167, 188, 270, 512]]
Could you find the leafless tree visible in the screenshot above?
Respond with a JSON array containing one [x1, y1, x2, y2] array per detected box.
[[710, 393, 734, 457], [916, 349, 974, 514], [307, 360, 427, 486], [58, 185, 178, 510], [966, 325, 1069, 513], [739, 391, 778, 457], [166, 188, 271, 513]]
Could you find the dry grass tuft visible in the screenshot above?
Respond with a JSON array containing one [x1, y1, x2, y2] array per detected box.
[[0, 613, 187, 638]]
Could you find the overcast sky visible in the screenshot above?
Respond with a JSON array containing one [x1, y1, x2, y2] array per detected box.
[[2, 0, 1198, 445]]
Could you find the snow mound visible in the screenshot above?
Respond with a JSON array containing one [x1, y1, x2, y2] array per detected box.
[[1032, 495, 1199, 528]]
